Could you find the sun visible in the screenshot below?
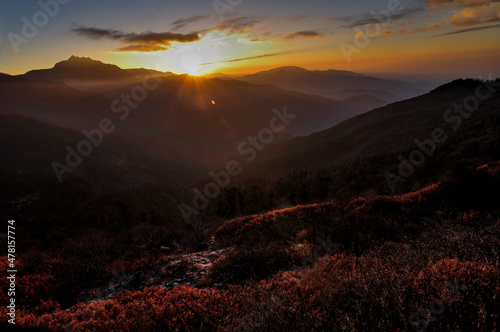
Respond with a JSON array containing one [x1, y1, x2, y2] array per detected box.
[[180, 54, 203, 75]]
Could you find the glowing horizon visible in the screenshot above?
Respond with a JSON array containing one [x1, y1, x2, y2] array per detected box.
[[1, 0, 499, 81]]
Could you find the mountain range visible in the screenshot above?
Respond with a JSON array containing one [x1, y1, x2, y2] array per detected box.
[[238, 65, 430, 107], [2, 56, 491, 187]]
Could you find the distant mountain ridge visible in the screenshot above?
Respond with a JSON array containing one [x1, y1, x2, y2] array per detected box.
[[18, 56, 432, 111], [253, 66, 365, 77], [238, 66, 433, 108], [22, 56, 136, 82], [125, 68, 173, 78]]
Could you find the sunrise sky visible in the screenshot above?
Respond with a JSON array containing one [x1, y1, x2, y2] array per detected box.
[[0, 0, 499, 80]]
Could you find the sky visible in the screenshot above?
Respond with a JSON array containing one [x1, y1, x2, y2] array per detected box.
[[0, 0, 499, 81]]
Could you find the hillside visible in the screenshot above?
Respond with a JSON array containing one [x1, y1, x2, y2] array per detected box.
[[0, 74, 112, 131], [0, 114, 202, 186], [241, 79, 500, 177], [2, 0, 498, 330], [2, 163, 498, 331]]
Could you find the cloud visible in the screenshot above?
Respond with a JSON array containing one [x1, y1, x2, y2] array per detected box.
[[423, 0, 500, 8], [200, 52, 288, 65], [72, 27, 124, 40], [279, 30, 324, 41], [203, 16, 323, 42], [208, 16, 262, 34], [423, 0, 500, 27], [397, 22, 444, 33], [72, 26, 201, 52], [247, 32, 275, 42], [343, 7, 425, 28], [355, 27, 392, 39], [197, 16, 323, 44], [115, 44, 169, 52], [169, 15, 215, 30], [418, 22, 444, 30], [414, 22, 444, 31], [445, 7, 500, 26], [437, 22, 500, 34]]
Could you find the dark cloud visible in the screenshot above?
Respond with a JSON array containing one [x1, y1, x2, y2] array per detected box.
[[72, 27, 124, 40], [208, 16, 262, 34], [73, 15, 324, 53], [343, 7, 425, 28], [280, 30, 324, 40], [202, 16, 322, 42], [200, 52, 289, 65], [437, 22, 500, 35], [169, 15, 215, 30], [72, 26, 201, 52], [398, 22, 443, 34]]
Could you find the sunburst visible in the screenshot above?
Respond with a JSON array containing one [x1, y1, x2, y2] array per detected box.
[[180, 54, 203, 75]]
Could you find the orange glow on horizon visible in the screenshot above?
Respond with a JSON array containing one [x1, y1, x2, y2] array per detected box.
[[2, 21, 499, 80]]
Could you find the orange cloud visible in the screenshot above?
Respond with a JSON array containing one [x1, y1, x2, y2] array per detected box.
[[416, 23, 444, 31], [397, 22, 444, 34], [445, 7, 500, 26], [355, 27, 392, 39], [423, 0, 500, 28]]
